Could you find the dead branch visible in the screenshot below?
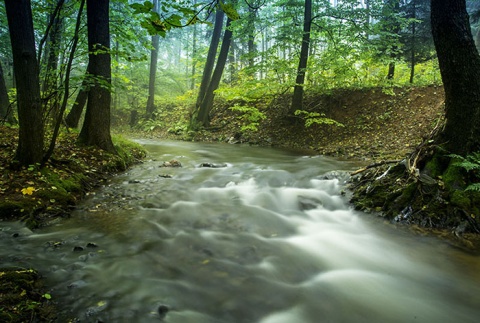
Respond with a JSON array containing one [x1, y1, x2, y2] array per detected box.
[[350, 160, 401, 176]]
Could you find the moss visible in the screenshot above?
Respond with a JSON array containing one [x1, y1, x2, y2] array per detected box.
[[424, 155, 444, 178], [0, 268, 57, 322], [99, 136, 147, 172], [0, 200, 37, 219], [450, 190, 471, 208], [112, 135, 147, 166], [443, 159, 467, 190]]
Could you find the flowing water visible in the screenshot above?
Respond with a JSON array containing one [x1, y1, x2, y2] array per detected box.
[[1, 140, 480, 322]]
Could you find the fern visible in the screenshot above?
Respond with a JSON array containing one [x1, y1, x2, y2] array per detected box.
[[466, 183, 480, 192], [449, 152, 480, 191], [449, 152, 480, 172], [294, 110, 344, 128]]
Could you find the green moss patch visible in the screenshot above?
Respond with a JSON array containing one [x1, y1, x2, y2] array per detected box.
[[0, 268, 56, 322]]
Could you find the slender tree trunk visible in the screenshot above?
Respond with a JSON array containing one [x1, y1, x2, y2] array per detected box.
[[385, 0, 400, 80], [247, 6, 256, 69], [196, 17, 233, 127], [42, 0, 64, 95], [228, 39, 236, 83], [191, 19, 197, 90], [43, 0, 85, 165], [65, 64, 89, 128], [5, 0, 44, 166], [387, 62, 395, 79], [431, 0, 480, 155], [409, 0, 416, 84], [78, 0, 116, 153], [0, 61, 14, 124], [146, 0, 159, 119], [195, 9, 225, 110], [290, 0, 312, 114]]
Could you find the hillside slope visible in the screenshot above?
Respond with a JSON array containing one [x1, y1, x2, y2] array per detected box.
[[189, 86, 445, 160]]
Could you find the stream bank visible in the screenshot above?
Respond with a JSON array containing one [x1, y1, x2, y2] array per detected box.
[[0, 128, 146, 322]]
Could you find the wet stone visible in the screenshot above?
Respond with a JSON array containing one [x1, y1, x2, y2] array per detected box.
[[86, 242, 98, 248], [199, 162, 228, 168], [161, 160, 182, 167], [157, 304, 170, 319], [298, 196, 323, 210], [73, 246, 84, 252]]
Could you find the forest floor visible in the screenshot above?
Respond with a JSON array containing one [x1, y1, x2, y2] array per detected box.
[[160, 85, 446, 161]]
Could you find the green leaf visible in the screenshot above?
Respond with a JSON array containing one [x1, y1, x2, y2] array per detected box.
[[220, 3, 240, 21]]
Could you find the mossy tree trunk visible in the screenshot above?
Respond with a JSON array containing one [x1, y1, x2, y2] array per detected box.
[[431, 0, 480, 156]]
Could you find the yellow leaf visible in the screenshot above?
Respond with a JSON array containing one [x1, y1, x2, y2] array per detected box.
[[201, 259, 210, 265], [21, 187, 35, 195]]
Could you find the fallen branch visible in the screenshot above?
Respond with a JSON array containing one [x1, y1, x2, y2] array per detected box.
[[351, 160, 401, 176]]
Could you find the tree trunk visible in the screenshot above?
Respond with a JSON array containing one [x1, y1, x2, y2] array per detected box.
[[42, 0, 64, 95], [196, 17, 233, 127], [194, 9, 225, 111], [384, 0, 400, 80], [431, 0, 480, 155], [387, 62, 395, 79], [145, 0, 159, 119], [290, 0, 312, 114], [247, 6, 256, 69], [0, 61, 14, 124], [65, 64, 89, 128], [78, 0, 116, 153], [5, 0, 44, 166], [191, 17, 197, 90], [409, 0, 416, 84]]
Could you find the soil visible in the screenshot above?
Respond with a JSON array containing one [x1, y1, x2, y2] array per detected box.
[[185, 85, 446, 161]]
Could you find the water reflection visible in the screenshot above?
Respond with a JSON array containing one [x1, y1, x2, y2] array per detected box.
[[1, 140, 479, 322]]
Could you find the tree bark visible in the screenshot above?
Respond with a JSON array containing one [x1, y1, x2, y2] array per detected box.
[[5, 0, 44, 166], [290, 0, 312, 114], [196, 17, 233, 127], [65, 64, 90, 128], [384, 0, 401, 80], [431, 0, 480, 155], [145, 0, 159, 119], [0, 61, 14, 124], [78, 0, 116, 153], [409, 0, 416, 84], [194, 9, 225, 111]]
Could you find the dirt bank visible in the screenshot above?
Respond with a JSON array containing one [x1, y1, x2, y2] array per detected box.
[[185, 85, 445, 161]]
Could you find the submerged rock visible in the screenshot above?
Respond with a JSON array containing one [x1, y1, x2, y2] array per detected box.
[[199, 162, 228, 168], [161, 160, 182, 167], [157, 304, 170, 319]]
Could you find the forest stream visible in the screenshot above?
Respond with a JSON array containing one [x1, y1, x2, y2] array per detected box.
[[1, 140, 480, 322]]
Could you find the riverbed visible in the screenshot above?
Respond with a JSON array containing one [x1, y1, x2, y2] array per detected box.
[[1, 140, 479, 322]]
